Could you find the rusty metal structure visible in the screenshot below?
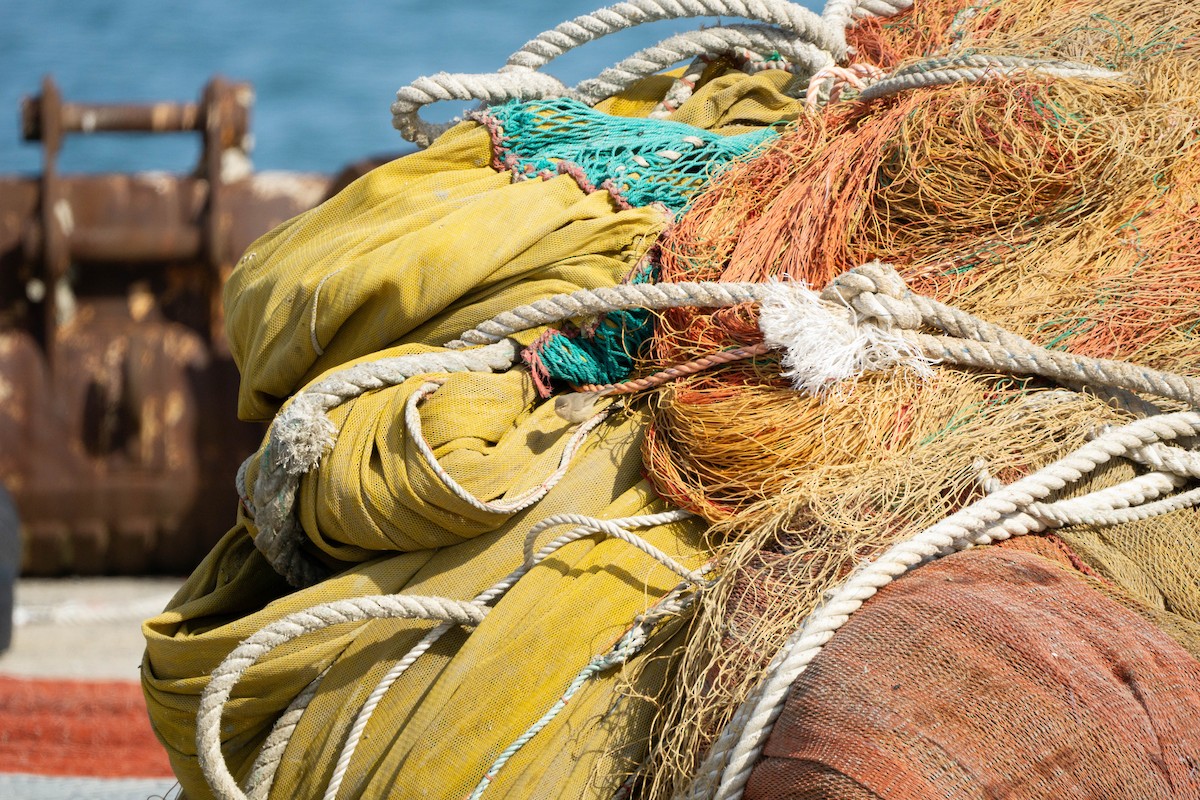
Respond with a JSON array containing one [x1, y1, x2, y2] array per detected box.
[[0, 77, 335, 574]]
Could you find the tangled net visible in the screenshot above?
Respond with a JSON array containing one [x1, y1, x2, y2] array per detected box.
[[623, 0, 1200, 795]]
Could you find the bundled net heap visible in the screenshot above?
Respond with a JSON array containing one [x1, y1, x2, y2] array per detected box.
[[140, 0, 1200, 799], [640, 0, 1200, 797]]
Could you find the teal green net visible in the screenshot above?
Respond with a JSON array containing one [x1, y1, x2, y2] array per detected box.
[[486, 98, 779, 213], [522, 263, 657, 397], [493, 98, 780, 392]]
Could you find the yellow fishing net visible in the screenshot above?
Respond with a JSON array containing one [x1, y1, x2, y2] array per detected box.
[[143, 69, 802, 800]]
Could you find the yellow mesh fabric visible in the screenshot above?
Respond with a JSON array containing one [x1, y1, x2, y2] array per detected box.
[[1054, 462, 1200, 633], [225, 123, 668, 422], [144, 397, 708, 800], [144, 71, 799, 800], [225, 68, 802, 423]]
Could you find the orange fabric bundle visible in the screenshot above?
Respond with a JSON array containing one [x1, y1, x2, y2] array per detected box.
[[744, 546, 1200, 800]]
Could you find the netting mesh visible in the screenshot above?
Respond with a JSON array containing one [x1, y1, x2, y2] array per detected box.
[[143, 2, 1200, 798], [143, 68, 799, 800], [744, 546, 1200, 800], [485, 98, 780, 213], [627, 0, 1200, 795]]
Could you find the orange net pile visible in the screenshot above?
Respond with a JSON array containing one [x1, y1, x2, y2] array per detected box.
[[626, 0, 1200, 796], [744, 544, 1200, 800], [644, 0, 1200, 521]]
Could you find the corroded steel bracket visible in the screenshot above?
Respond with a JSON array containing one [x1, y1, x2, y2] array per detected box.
[[0, 77, 333, 574]]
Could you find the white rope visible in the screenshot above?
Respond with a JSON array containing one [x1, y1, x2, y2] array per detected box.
[[856, 54, 1124, 102], [392, 0, 854, 147], [197, 595, 487, 800], [572, 26, 834, 106], [404, 380, 617, 515], [520, 511, 705, 585], [253, 264, 1200, 589], [469, 576, 707, 799], [822, 0, 913, 30], [242, 669, 329, 800], [683, 410, 1200, 800], [504, 0, 842, 72], [249, 340, 520, 588], [320, 508, 698, 800], [444, 282, 773, 348], [270, 341, 521, 477]]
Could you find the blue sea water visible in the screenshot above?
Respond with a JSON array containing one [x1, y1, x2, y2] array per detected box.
[[1, 0, 819, 177]]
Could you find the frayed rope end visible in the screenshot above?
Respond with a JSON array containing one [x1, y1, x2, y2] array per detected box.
[[758, 282, 933, 394], [272, 395, 338, 476]]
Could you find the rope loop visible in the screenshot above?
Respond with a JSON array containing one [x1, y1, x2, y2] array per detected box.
[[197, 595, 488, 800], [390, 0, 923, 147], [687, 410, 1200, 800]]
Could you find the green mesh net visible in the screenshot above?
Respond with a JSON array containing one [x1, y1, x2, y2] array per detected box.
[[489, 98, 780, 392], [523, 263, 657, 396], [486, 98, 779, 213]]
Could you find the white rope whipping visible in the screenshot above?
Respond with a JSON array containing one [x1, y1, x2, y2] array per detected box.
[[249, 340, 521, 588]]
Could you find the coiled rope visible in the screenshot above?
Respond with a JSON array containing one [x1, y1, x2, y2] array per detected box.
[[197, 595, 489, 800], [200, 509, 700, 800], [391, 0, 915, 147]]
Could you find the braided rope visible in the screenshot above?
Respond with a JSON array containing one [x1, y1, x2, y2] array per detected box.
[[319, 509, 698, 800], [404, 380, 616, 515], [1123, 439, 1200, 478], [857, 54, 1124, 102], [445, 266, 1200, 408], [469, 577, 705, 799], [197, 595, 488, 800], [521, 511, 705, 584], [822, 0, 913, 29], [503, 0, 841, 72], [572, 25, 834, 106], [243, 669, 329, 800], [685, 410, 1200, 800], [576, 343, 770, 396], [394, 23, 834, 146], [650, 55, 711, 118], [445, 282, 772, 348], [804, 62, 885, 109]]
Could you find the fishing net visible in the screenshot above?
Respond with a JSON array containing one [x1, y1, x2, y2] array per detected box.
[[482, 98, 779, 213], [142, 0, 1200, 797], [625, 0, 1200, 795], [743, 545, 1200, 799], [143, 68, 802, 800]]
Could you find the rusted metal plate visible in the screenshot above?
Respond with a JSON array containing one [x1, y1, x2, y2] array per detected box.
[[0, 77, 333, 575]]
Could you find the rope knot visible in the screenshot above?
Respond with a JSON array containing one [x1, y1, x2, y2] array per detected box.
[[820, 262, 922, 330]]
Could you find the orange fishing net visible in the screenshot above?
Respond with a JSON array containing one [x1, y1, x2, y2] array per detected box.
[[744, 545, 1200, 800], [630, 0, 1200, 796]]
